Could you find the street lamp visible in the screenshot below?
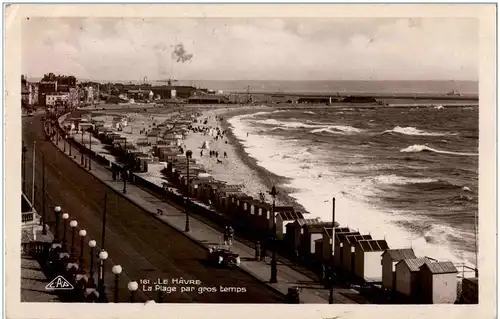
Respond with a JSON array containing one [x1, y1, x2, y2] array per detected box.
[[88, 240, 97, 283], [78, 229, 87, 264], [68, 134, 72, 156], [128, 281, 138, 303], [62, 213, 69, 249], [89, 130, 92, 171], [22, 143, 27, 194], [122, 166, 127, 194], [53, 206, 61, 241], [98, 250, 109, 302], [185, 150, 192, 232], [81, 129, 84, 165], [69, 220, 78, 256], [269, 185, 278, 283], [112, 265, 122, 303]]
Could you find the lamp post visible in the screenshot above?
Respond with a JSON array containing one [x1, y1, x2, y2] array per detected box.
[[63, 135, 66, 152], [22, 142, 27, 194], [122, 166, 127, 194], [269, 186, 278, 283], [329, 197, 336, 304], [88, 240, 96, 283], [69, 220, 78, 256], [185, 150, 192, 232], [78, 229, 87, 264], [98, 250, 108, 302], [62, 213, 69, 249], [68, 134, 72, 156], [53, 206, 61, 241], [81, 129, 84, 165], [128, 281, 138, 303], [89, 130, 92, 171], [112, 265, 122, 303]]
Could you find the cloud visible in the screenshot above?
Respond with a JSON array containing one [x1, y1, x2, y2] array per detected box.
[[21, 17, 478, 81]]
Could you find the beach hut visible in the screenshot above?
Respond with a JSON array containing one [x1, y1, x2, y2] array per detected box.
[[353, 239, 389, 282], [419, 261, 458, 304], [285, 218, 321, 252], [147, 133, 159, 145], [381, 248, 416, 291], [274, 209, 304, 240], [301, 221, 337, 256], [395, 258, 430, 299], [322, 227, 350, 264], [341, 234, 372, 274], [333, 231, 359, 268], [314, 238, 324, 261]]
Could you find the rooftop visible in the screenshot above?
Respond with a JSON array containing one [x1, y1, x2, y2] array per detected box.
[[324, 227, 352, 237], [382, 248, 416, 261], [357, 239, 389, 252], [278, 211, 304, 221], [335, 231, 360, 242], [420, 261, 458, 274], [344, 234, 372, 245], [398, 258, 429, 272]]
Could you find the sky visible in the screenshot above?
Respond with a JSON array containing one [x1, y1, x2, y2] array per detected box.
[[22, 17, 478, 82]]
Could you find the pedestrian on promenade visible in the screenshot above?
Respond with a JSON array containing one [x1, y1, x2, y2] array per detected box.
[[224, 151, 227, 158], [260, 243, 267, 262], [200, 150, 203, 157], [223, 226, 230, 246], [255, 241, 261, 261], [228, 226, 234, 245]]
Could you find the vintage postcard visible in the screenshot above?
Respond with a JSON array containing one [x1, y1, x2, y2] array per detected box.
[[4, 3, 497, 319]]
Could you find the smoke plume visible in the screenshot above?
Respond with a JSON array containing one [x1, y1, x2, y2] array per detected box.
[[171, 43, 194, 63]]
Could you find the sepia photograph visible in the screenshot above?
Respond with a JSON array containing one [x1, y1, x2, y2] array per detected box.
[[4, 3, 497, 319]]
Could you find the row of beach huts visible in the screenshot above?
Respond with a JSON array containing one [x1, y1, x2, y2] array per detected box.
[[68, 112, 478, 304]]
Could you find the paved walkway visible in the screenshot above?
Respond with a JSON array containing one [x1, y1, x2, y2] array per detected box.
[[21, 228, 59, 302], [51, 129, 357, 304]]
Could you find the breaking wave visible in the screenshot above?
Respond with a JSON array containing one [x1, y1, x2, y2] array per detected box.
[[311, 125, 363, 135], [371, 174, 437, 186], [400, 144, 478, 156], [382, 126, 454, 136]]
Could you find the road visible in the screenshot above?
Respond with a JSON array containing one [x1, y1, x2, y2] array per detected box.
[[22, 113, 285, 303]]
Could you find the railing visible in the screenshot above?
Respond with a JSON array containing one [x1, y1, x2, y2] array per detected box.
[[21, 212, 35, 223], [21, 241, 50, 256]]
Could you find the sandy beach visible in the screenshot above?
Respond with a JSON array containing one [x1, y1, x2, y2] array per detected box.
[[182, 105, 283, 203]]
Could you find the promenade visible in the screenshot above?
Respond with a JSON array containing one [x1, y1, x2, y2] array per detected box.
[[23, 114, 285, 303], [52, 110, 359, 304]]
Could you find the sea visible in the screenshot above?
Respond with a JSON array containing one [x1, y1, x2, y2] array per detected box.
[[225, 81, 479, 269]]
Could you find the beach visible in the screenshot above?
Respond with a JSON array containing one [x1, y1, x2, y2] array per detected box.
[[181, 105, 297, 206], [76, 101, 478, 269]]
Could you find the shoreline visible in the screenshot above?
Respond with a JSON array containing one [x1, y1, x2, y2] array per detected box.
[[181, 105, 309, 212]]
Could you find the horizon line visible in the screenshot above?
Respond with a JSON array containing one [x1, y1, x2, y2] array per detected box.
[[25, 77, 479, 83]]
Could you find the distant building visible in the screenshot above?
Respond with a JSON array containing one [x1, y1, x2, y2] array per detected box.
[[38, 73, 76, 107], [188, 95, 230, 104], [46, 94, 69, 107]]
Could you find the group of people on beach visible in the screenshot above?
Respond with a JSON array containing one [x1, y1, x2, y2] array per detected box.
[[201, 150, 228, 159]]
